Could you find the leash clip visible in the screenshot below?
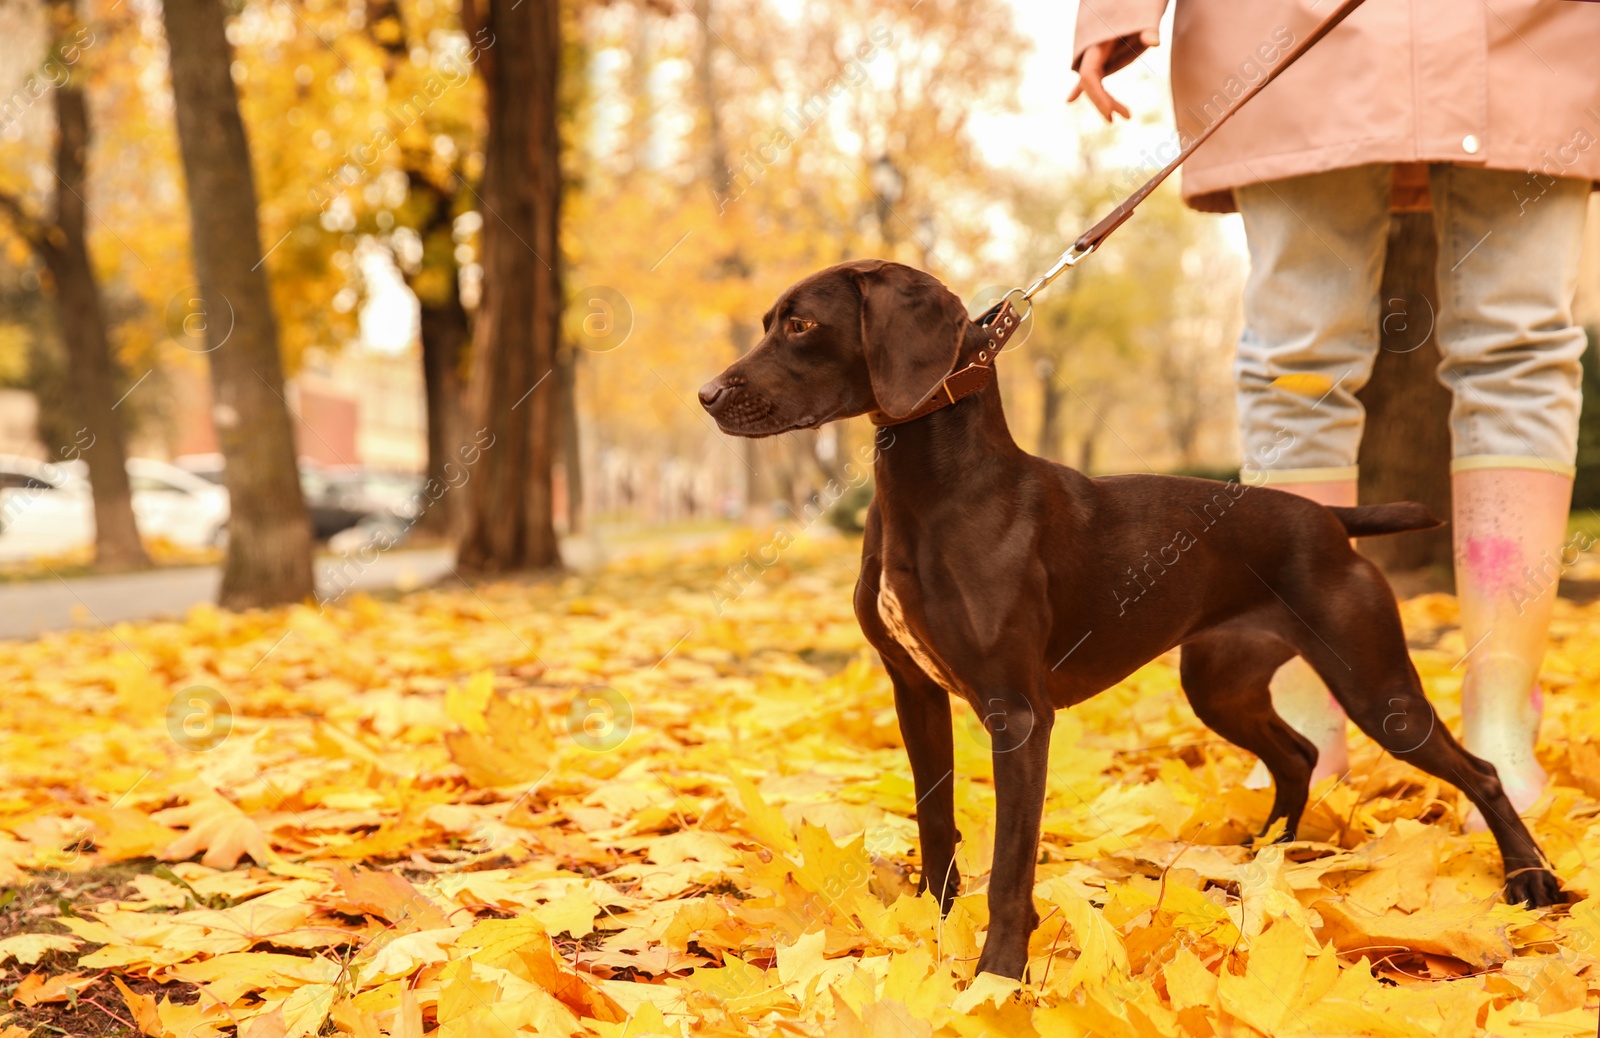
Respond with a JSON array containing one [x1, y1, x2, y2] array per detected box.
[[1020, 242, 1095, 304]]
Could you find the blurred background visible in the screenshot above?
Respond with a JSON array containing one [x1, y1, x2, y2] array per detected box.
[[2, 0, 1600, 620]]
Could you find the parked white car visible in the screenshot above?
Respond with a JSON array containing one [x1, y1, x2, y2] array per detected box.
[[0, 455, 230, 561]]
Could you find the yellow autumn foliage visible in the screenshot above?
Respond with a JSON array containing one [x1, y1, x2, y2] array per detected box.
[[1, 533, 1600, 1035]]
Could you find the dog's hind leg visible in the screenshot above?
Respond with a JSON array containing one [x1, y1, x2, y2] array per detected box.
[[1180, 632, 1317, 842], [1289, 558, 1564, 908]]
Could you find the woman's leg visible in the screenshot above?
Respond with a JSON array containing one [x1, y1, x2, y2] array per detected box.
[[1430, 164, 1590, 820], [1234, 165, 1393, 785]]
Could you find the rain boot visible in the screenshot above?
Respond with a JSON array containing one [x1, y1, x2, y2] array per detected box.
[[1453, 460, 1572, 827]]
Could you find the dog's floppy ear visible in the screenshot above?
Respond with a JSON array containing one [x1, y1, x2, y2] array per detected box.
[[852, 263, 967, 419]]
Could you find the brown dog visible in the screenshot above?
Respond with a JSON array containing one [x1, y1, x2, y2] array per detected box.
[[698, 259, 1561, 979]]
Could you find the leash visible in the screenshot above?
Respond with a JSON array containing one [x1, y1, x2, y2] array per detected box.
[[871, 0, 1371, 428]]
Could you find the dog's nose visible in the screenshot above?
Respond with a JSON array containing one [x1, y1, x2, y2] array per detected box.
[[698, 380, 727, 409]]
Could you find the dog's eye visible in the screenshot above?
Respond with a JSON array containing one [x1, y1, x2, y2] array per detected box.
[[786, 317, 817, 335]]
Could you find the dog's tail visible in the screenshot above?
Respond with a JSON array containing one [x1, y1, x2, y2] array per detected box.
[[1328, 502, 1443, 538]]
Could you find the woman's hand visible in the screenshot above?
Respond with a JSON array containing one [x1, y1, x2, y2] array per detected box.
[[1068, 29, 1159, 122]]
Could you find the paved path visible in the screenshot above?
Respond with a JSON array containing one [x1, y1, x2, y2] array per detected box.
[[0, 549, 455, 640], [0, 526, 736, 640]]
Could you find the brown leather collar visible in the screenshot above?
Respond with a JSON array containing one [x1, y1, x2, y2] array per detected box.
[[869, 300, 1025, 427]]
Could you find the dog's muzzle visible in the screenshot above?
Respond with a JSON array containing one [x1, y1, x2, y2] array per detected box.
[[699, 377, 775, 434]]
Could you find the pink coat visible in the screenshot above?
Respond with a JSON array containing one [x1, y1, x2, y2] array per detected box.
[[1073, 0, 1600, 213]]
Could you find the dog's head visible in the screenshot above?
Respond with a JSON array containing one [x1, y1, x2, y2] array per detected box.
[[698, 259, 971, 436]]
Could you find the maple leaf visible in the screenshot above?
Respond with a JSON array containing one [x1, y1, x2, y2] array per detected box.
[[154, 785, 275, 869], [10, 970, 97, 1006], [277, 982, 337, 1038], [662, 898, 729, 952], [0, 932, 79, 966], [240, 1010, 288, 1038], [1314, 896, 1516, 968], [1217, 919, 1337, 1034], [1036, 877, 1130, 995], [950, 971, 1021, 1014], [327, 863, 453, 928], [154, 996, 232, 1038], [363, 926, 468, 979], [533, 883, 599, 937], [166, 952, 341, 1002], [114, 977, 163, 1037], [81, 805, 183, 861], [436, 960, 513, 1038], [444, 680, 557, 788], [730, 773, 799, 854]]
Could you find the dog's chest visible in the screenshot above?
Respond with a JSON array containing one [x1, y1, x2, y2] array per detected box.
[[876, 570, 965, 698]]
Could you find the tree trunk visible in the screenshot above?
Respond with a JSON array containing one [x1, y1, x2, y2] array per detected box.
[[162, 0, 314, 608], [406, 178, 470, 540], [1157, 347, 1204, 469], [1077, 422, 1100, 474], [726, 317, 764, 507], [1036, 358, 1063, 462], [808, 427, 842, 487], [693, 0, 732, 201], [623, 14, 655, 183], [1356, 210, 1454, 579], [32, 3, 148, 570], [556, 344, 582, 534], [697, 1, 762, 511], [417, 288, 469, 537], [366, 1, 474, 542], [457, 0, 562, 574]]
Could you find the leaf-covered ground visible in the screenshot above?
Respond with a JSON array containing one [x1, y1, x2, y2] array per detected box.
[[3, 532, 1600, 1036]]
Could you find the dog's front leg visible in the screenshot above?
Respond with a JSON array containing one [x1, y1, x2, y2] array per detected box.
[[974, 694, 1053, 980], [887, 664, 960, 912]]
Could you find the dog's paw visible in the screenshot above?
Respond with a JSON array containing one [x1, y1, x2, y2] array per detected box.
[[974, 946, 1028, 981], [1505, 866, 1564, 909]]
